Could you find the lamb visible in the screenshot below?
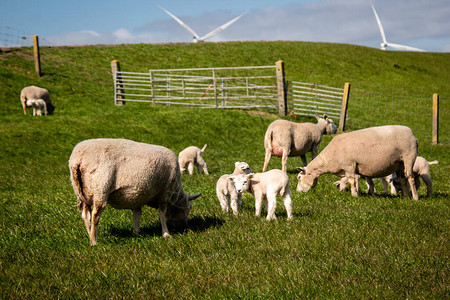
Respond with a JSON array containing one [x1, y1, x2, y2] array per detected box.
[[263, 115, 337, 173], [25, 99, 47, 116], [297, 125, 419, 200], [216, 162, 253, 215], [231, 169, 293, 221], [20, 85, 55, 115], [68, 138, 201, 245], [178, 144, 209, 175]]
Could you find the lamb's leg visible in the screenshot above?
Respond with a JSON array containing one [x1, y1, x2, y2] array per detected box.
[[43, 102, 47, 116], [262, 147, 271, 172], [254, 191, 263, 217], [217, 193, 230, 213], [266, 194, 277, 221], [187, 162, 194, 175], [421, 174, 433, 197], [89, 197, 107, 246], [132, 208, 142, 235], [33, 107, 36, 116], [282, 190, 293, 220], [230, 193, 239, 216]]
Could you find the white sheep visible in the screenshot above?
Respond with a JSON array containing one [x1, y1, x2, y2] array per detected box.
[[25, 99, 47, 116], [263, 115, 337, 173], [216, 162, 253, 215], [69, 138, 201, 245], [297, 125, 419, 200], [20, 86, 55, 115], [231, 169, 293, 221], [178, 144, 209, 175]]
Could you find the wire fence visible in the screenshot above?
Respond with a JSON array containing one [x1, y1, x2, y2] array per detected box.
[[0, 26, 53, 48]]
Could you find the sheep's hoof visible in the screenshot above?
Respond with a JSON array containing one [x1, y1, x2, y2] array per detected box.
[[162, 232, 171, 238]]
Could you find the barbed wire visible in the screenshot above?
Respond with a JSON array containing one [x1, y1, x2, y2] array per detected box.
[[0, 26, 54, 47]]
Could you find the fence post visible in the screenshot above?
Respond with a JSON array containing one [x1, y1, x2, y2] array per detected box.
[[33, 35, 41, 77], [432, 93, 439, 144], [276, 60, 287, 116], [111, 60, 125, 106], [339, 82, 351, 131]]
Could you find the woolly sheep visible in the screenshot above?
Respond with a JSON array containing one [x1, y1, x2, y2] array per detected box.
[[216, 162, 253, 215], [232, 169, 293, 221], [69, 138, 201, 245], [297, 125, 419, 200], [178, 144, 209, 175], [25, 99, 47, 116], [263, 115, 337, 173], [20, 86, 55, 115]]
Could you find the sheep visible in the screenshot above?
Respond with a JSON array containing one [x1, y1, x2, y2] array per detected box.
[[335, 156, 438, 197], [178, 144, 209, 175], [25, 99, 47, 116], [231, 169, 293, 221], [20, 86, 55, 115], [382, 156, 438, 197], [263, 114, 337, 173], [297, 125, 419, 200], [216, 162, 253, 215], [68, 138, 201, 245]]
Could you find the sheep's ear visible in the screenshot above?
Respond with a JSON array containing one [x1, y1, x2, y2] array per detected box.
[[188, 193, 202, 201], [234, 162, 240, 167], [314, 115, 320, 121], [297, 167, 306, 174], [240, 164, 248, 170], [323, 114, 328, 120], [247, 173, 254, 179], [227, 175, 236, 181]]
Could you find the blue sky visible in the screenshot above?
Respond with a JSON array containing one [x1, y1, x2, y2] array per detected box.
[[1, 0, 449, 52]]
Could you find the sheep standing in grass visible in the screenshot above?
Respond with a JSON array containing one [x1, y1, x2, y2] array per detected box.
[[178, 144, 209, 175], [25, 99, 47, 116], [263, 115, 337, 173], [216, 162, 253, 215], [232, 169, 293, 221], [20, 86, 55, 115], [297, 125, 419, 200], [69, 138, 201, 245]]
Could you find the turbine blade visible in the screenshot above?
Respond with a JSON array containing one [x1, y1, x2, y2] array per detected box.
[[200, 12, 247, 41], [386, 42, 426, 52], [370, 1, 387, 44], [156, 4, 200, 40]]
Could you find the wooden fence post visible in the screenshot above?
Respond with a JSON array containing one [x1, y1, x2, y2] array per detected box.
[[276, 60, 287, 116], [339, 82, 351, 131], [33, 35, 41, 77], [111, 60, 125, 106], [432, 93, 439, 144]]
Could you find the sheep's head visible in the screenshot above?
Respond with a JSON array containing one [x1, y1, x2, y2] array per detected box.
[[229, 173, 253, 194], [166, 192, 201, 232], [234, 162, 253, 174], [296, 167, 318, 192], [315, 114, 337, 135]]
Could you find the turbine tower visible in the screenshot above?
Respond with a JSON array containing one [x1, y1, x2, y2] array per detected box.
[[370, 1, 425, 52], [157, 4, 247, 43]]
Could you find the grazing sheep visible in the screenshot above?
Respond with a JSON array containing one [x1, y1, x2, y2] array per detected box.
[[216, 162, 253, 215], [178, 144, 209, 175], [69, 138, 201, 245], [25, 99, 47, 116], [232, 169, 293, 221], [263, 115, 337, 173], [20, 86, 55, 115], [297, 125, 419, 200]]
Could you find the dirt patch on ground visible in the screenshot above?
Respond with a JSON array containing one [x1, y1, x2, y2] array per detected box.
[[0, 47, 34, 60], [247, 110, 277, 119]]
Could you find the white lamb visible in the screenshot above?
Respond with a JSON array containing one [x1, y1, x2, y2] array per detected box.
[[20, 85, 55, 115], [216, 162, 253, 215], [25, 99, 47, 116], [178, 144, 209, 175], [231, 169, 293, 221], [263, 114, 337, 173]]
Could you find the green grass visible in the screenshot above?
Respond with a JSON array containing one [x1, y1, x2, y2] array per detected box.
[[0, 41, 449, 298]]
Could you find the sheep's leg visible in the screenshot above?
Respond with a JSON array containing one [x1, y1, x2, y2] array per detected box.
[[33, 108, 36, 116], [281, 148, 290, 173], [187, 162, 194, 175], [282, 190, 293, 220], [132, 208, 142, 235], [89, 198, 107, 246], [230, 193, 239, 216], [348, 176, 360, 197], [266, 194, 277, 221], [380, 177, 389, 194], [365, 177, 375, 195], [262, 148, 271, 172], [421, 174, 433, 197], [217, 193, 230, 213], [80, 202, 92, 235], [408, 175, 419, 200], [254, 191, 263, 217], [300, 155, 308, 168], [43, 103, 47, 116], [159, 204, 171, 238]]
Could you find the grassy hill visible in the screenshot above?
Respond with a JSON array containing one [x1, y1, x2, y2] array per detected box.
[[0, 41, 449, 298]]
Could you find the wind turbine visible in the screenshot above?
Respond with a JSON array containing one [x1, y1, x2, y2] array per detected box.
[[156, 4, 247, 43], [370, 1, 425, 52]]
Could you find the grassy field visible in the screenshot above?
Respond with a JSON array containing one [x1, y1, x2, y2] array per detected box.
[[0, 41, 448, 298]]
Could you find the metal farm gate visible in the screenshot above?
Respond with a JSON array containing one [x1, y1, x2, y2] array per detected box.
[[113, 65, 281, 111]]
